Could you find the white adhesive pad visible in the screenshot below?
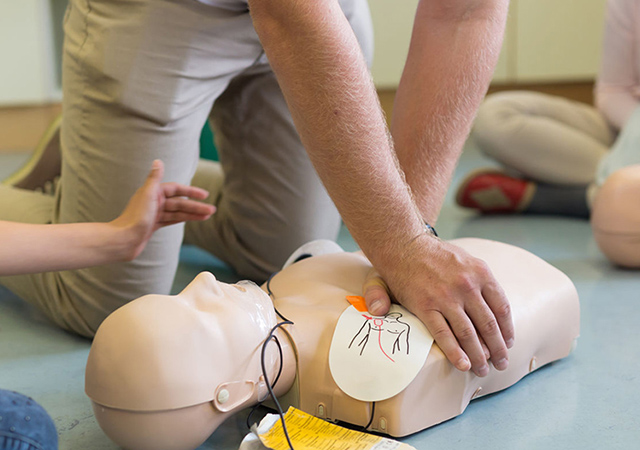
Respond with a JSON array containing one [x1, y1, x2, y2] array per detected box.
[[329, 304, 434, 402]]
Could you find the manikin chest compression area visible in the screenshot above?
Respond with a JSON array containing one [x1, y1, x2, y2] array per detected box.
[[328, 298, 434, 403], [85, 238, 580, 450]]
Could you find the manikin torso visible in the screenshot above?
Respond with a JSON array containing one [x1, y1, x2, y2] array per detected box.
[[85, 238, 580, 450], [271, 238, 579, 436]]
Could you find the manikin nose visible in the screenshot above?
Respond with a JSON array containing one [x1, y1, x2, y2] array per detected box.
[[188, 271, 224, 296]]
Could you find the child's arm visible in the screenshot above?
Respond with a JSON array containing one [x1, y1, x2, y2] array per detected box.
[[0, 160, 215, 276]]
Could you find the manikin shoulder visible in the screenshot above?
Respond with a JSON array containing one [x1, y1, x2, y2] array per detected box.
[[267, 251, 372, 312]]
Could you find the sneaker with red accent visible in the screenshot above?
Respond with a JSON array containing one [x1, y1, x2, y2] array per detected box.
[[455, 168, 536, 214]]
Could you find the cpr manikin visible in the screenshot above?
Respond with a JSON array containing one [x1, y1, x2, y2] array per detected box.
[[591, 165, 640, 268], [85, 238, 580, 450]]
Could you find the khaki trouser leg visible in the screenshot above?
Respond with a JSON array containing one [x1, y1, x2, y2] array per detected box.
[[0, 187, 78, 332], [185, 69, 344, 281], [184, 0, 374, 281], [0, 0, 374, 334], [0, 0, 261, 336]]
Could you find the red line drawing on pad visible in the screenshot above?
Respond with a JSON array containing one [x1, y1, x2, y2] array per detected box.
[[346, 296, 411, 363]]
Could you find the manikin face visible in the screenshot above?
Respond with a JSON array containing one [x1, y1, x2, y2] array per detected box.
[[181, 273, 275, 324], [85, 272, 282, 450]]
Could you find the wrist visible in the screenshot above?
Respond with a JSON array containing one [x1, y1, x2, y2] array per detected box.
[[424, 222, 439, 238], [105, 221, 143, 262], [361, 219, 440, 284]]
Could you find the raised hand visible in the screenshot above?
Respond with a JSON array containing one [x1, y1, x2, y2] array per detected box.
[[111, 160, 216, 260]]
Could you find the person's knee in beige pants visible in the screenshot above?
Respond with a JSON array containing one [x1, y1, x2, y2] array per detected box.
[[472, 91, 614, 186], [455, 91, 616, 217]]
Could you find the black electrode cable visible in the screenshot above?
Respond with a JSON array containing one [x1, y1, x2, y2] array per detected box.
[[266, 272, 292, 323], [260, 320, 295, 449], [363, 402, 376, 431], [255, 259, 383, 447], [246, 333, 284, 430]]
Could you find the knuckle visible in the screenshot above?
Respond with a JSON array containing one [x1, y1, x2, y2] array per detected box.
[[414, 295, 438, 312], [431, 326, 452, 342], [494, 301, 512, 320], [457, 326, 476, 342], [492, 348, 509, 360], [481, 317, 500, 335], [455, 273, 476, 293], [366, 284, 387, 297], [474, 259, 491, 277]]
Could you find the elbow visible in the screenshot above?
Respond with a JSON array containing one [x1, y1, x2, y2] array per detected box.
[[248, 0, 332, 34], [247, 0, 306, 41], [247, 1, 278, 39], [247, 0, 287, 42], [246, 0, 279, 17]]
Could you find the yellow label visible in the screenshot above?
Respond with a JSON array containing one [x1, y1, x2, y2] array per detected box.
[[258, 407, 416, 450]]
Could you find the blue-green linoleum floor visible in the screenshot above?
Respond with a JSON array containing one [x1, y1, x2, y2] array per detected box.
[[1, 144, 639, 449]]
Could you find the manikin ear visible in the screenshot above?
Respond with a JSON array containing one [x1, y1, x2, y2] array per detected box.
[[213, 381, 258, 413], [213, 372, 276, 414]]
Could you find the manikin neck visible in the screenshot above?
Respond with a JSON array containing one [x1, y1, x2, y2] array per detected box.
[[269, 326, 298, 398]]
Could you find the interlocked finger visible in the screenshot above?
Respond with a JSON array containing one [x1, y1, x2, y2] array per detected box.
[[482, 281, 515, 349], [445, 308, 490, 377], [465, 296, 509, 371], [422, 309, 471, 372]]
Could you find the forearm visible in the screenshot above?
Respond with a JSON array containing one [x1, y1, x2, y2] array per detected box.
[[392, 0, 509, 223], [248, 0, 514, 375], [0, 221, 133, 276], [249, 0, 425, 269]]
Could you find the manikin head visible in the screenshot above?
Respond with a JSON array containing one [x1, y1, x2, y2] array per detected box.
[[591, 165, 640, 268], [85, 272, 288, 450]]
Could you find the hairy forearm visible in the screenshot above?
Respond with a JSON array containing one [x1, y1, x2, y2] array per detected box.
[[0, 221, 134, 276], [393, 0, 509, 223], [250, 0, 515, 374], [249, 0, 426, 268]]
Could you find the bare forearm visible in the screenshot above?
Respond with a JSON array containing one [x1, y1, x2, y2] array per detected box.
[[249, 0, 425, 268], [393, 0, 509, 223], [250, 0, 514, 375], [0, 161, 215, 276], [0, 221, 133, 276]]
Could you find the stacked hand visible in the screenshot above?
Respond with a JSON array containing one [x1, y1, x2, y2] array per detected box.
[[362, 235, 514, 377]]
